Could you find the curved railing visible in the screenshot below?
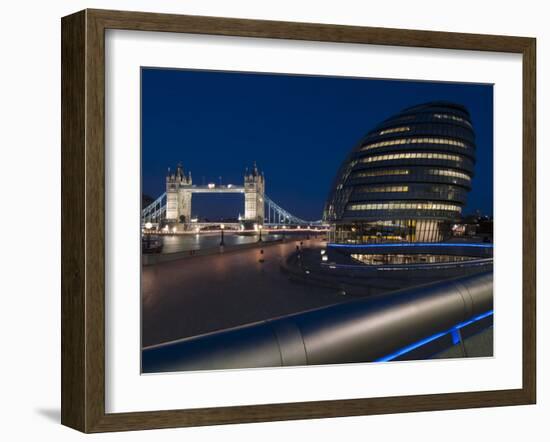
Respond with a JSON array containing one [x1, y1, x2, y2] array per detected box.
[[142, 272, 493, 372]]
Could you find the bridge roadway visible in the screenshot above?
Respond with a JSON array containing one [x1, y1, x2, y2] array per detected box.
[[142, 237, 346, 347], [184, 185, 244, 193]]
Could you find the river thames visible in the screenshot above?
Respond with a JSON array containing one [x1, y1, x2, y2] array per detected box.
[[159, 231, 284, 254]]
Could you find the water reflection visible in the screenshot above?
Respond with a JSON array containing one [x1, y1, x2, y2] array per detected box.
[[160, 232, 283, 254]]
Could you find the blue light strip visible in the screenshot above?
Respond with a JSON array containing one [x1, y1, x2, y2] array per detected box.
[[374, 310, 494, 362], [328, 242, 493, 249], [451, 329, 461, 345]]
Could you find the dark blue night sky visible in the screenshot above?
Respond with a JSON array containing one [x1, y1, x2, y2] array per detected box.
[[142, 68, 493, 221]]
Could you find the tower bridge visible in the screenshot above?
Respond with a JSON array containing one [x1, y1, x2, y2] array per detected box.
[[142, 163, 318, 230]]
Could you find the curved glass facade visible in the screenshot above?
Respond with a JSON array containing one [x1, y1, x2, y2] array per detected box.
[[325, 102, 476, 243]]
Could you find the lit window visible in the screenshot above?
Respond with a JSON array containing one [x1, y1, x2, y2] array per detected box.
[[379, 126, 411, 135], [433, 113, 473, 127], [359, 152, 462, 164], [352, 169, 410, 178], [356, 185, 409, 193], [428, 169, 471, 181], [360, 136, 470, 151], [347, 202, 461, 212]]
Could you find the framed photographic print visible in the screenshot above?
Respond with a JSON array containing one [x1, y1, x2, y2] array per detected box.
[[61, 9, 536, 432]]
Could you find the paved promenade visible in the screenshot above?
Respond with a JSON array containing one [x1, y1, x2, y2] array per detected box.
[[142, 238, 345, 347]]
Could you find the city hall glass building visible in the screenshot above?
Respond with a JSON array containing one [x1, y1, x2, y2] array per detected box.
[[324, 102, 476, 246]]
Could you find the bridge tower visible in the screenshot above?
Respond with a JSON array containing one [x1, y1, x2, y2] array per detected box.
[[244, 162, 265, 225], [166, 163, 193, 225]]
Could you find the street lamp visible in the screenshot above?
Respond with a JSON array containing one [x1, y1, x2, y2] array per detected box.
[[220, 224, 225, 246]]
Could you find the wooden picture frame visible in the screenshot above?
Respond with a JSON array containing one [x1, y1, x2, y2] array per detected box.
[[61, 8, 536, 433]]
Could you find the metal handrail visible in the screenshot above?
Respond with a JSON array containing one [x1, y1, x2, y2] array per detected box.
[[142, 271, 493, 373], [323, 257, 493, 272]]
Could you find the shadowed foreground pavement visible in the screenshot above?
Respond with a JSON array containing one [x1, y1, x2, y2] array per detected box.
[[142, 238, 346, 347]]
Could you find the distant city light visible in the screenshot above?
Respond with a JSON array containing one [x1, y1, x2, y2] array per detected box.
[[208, 183, 215, 189], [145, 222, 153, 230]]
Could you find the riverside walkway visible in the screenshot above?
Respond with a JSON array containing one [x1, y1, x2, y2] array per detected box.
[[142, 238, 345, 347]]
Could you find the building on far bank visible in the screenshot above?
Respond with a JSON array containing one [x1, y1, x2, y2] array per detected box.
[[324, 102, 476, 245]]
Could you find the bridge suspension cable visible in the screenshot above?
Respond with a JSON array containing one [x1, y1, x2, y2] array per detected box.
[[264, 196, 308, 225], [142, 192, 166, 224], [142, 192, 314, 226]]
